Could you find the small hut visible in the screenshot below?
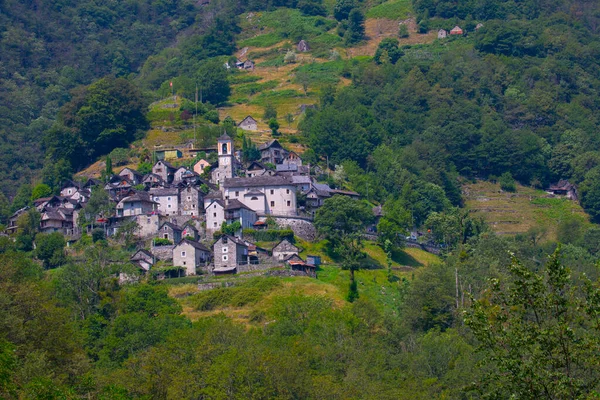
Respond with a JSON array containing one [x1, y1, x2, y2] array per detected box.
[[297, 40, 310, 52], [438, 29, 447, 39], [450, 26, 463, 35]]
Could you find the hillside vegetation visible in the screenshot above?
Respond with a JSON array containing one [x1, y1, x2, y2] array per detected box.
[[3, 0, 600, 398]]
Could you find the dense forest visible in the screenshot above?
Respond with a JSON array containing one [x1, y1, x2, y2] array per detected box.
[[2, 0, 600, 398]]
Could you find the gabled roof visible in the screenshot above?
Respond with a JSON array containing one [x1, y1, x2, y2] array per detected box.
[[175, 238, 211, 252], [149, 187, 179, 196], [215, 234, 247, 247], [154, 160, 176, 170], [143, 173, 164, 183], [131, 249, 154, 262], [224, 199, 255, 212], [239, 115, 257, 125], [204, 191, 222, 200], [159, 221, 183, 232], [273, 238, 299, 252], [247, 161, 266, 170], [244, 188, 265, 196], [61, 179, 81, 189], [119, 167, 143, 178], [120, 191, 157, 204], [258, 139, 284, 151], [223, 175, 294, 188], [217, 132, 231, 141]]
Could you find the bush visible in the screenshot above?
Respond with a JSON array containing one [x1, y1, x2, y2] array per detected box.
[[92, 229, 106, 242], [154, 238, 173, 246], [499, 172, 517, 192], [242, 228, 295, 242]]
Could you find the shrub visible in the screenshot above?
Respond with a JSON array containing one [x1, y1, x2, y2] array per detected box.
[[499, 172, 517, 192], [154, 238, 173, 246], [242, 228, 295, 242]]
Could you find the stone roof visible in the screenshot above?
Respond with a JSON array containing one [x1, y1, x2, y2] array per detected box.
[[244, 188, 265, 196], [120, 191, 157, 204], [131, 249, 154, 262], [217, 132, 231, 141], [204, 191, 222, 200], [176, 238, 211, 252], [223, 175, 294, 188], [119, 167, 143, 178], [149, 187, 179, 196], [258, 139, 283, 151], [276, 164, 297, 172], [155, 160, 176, 170], [159, 221, 183, 232]]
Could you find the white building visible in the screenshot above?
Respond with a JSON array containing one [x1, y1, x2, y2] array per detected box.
[[222, 175, 297, 216], [205, 199, 257, 235], [149, 187, 179, 216]]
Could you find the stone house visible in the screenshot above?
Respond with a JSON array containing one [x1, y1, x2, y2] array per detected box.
[[178, 184, 202, 216], [297, 40, 310, 52], [152, 160, 176, 184], [130, 249, 154, 272], [238, 116, 258, 131], [60, 179, 82, 198], [450, 26, 463, 35], [116, 192, 157, 217], [158, 222, 183, 243], [259, 140, 289, 165], [181, 224, 199, 241], [213, 235, 248, 273], [6, 207, 29, 235], [142, 173, 165, 188], [548, 180, 578, 200], [119, 168, 144, 185], [149, 187, 179, 216], [105, 175, 135, 200], [305, 183, 331, 208], [193, 159, 211, 175], [438, 29, 447, 39], [205, 199, 257, 234], [246, 161, 267, 178], [272, 238, 299, 261], [223, 175, 297, 216], [135, 214, 160, 237], [173, 239, 211, 276]]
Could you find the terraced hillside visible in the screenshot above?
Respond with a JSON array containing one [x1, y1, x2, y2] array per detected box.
[[464, 180, 589, 241]]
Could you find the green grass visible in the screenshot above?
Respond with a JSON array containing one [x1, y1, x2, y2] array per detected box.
[[248, 89, 305, 106], [293, 60, 347, 86], [229, 74, 262, 85], [239, 32, 283, 48], [366, 0, 413, 19], [234, 80, 279, 96]]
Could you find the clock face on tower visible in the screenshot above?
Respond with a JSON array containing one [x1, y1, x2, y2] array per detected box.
[[221, 156, 230, 165]]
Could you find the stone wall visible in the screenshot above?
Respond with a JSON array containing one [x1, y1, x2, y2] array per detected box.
[[151, 245, 174, 260], [271, 216, 317, 241]]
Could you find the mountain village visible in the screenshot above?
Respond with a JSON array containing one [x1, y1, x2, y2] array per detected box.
[[5, 128, 360, 279]]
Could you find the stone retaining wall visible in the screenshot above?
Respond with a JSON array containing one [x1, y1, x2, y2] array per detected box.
[[270, 217, 317, 241]]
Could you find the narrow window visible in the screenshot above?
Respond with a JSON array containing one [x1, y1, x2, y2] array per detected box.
[[181, 251, 186, 257], [287, 201, 291, 207], [270, 190, 274, 195], [286, 189, 290, 194], [271, 201, 275, 207], [223, 255, 228, 261]]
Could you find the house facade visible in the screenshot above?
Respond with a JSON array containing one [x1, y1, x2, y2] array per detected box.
[[205, 199, 257, 234], [150, 187, 179, 216], [213, 235, 248, 272], [179, 184, 202, 216], [272, 238, 299, 261], [152, 160, 176, 184], [259, 140, 289, 165], [193, 159, 211, 175], [238, 116, 258, 131], [173, 239, 211, 276], [158, 222, 183, 243], [116, 192, 157, 217], [222, 176, 297, 216]]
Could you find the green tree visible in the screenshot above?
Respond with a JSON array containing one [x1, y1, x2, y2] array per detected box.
[[374, 38, 404, 64], [11, 184, 32, 212], [46, 77, 148, 169], [398, 24, 409, 38], [499, 171, 516, 192], [334, 0, 355, 21], [465, 248, 600, 398], [263, 103, 277, 120], [315, 196, 373, 299], [580, 167, 600, 222], [35, 232, 66, 269], [30, 183, 52, 201], [269, 118, 280, 137], [196, 59, 231, 105], [345, 9, 365, 45]]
